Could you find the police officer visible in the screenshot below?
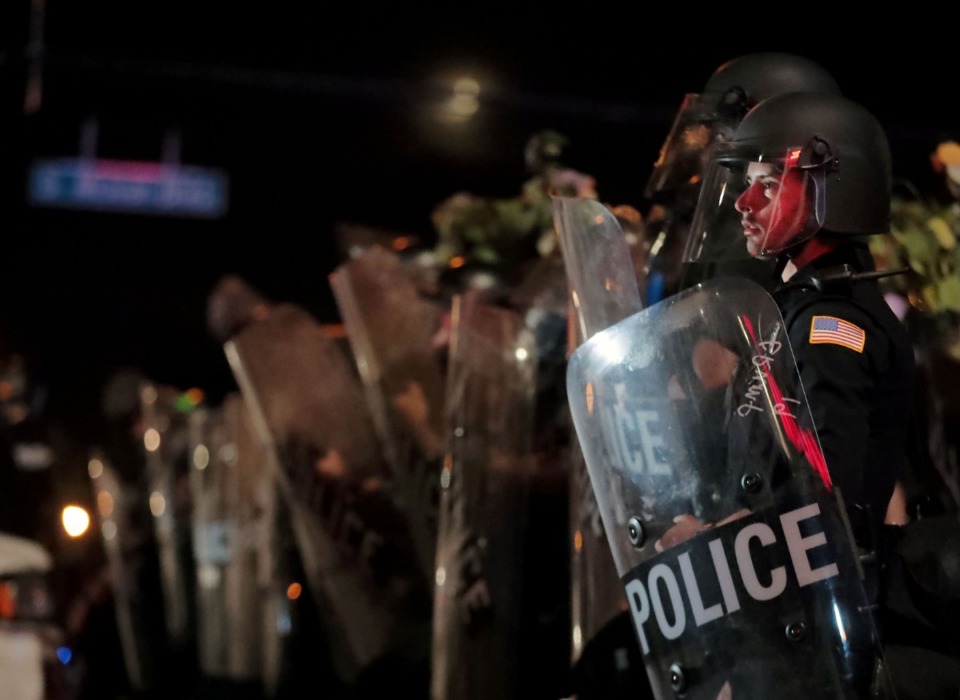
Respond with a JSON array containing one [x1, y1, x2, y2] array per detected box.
[[568, 54, 845, 700], [689, 91, 913, 562], [686, 90, 960, 697], [643, 52, 842, 304]]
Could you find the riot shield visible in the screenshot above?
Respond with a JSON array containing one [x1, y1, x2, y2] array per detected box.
[[566, 271, 893, 698], [223, 302, 432, 688], [139, 381, 197, 654], [186, 394, 272, 683], [86, 452, 155, 692], [553, 197, 643, 665], [430, 290, 539, 700], [329, 245, 446, 584]]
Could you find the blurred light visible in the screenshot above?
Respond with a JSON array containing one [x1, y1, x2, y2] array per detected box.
[[0, 583, 14, 618], [101, 521, 117, 541], [143, 428, 161, 452], [276, 605, 292, 635], [149, 491, 166, 517], [392, 236, 411, 251], [97, 490, 114, 517], [175, 388, 204, 413], [13, 443, 53, 470], [572, 624, 582, 652], [198, 564, 220, 589], [435, 566, 446, 587], [141, 385, 158, 405], [574, 529, 583, 553], [454, 76, 480, 97], [6, 404, 29, 425], [442, 76, 481, 122], [448, 255, 466, 269], [87, 458, 104, 480], [219, 443, 237, 466], [448, 94, 479, 119], [833, 602, 848, 644], [515, 347, 529, 362], [193, 444, 210, 470], [62, 505, 90, 537], [321, 324, 347, 339], [286, 582, 302, 601], [56, 647, 72, 665]]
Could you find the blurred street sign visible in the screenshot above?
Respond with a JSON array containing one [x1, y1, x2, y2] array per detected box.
[[27, 157, 229, 218]]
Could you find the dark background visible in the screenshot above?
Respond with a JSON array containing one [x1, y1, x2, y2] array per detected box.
[[2, 4, 958, 436]]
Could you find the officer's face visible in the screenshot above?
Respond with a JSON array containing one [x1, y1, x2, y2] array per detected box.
[[734, 162, 812, 257]]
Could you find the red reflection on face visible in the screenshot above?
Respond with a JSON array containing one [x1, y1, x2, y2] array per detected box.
[[735, 162, 812, 257]]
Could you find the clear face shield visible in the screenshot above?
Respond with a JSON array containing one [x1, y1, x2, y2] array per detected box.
[[685, 144, 828, 266], [643, 93, 739, 206]]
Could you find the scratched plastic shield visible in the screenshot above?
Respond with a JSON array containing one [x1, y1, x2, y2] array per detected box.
[[186, 395, 275, 682], [329, 246, 447, 586], [430, 290, 539, 700], [139, 380, 197, 652], [566, 276, 890, 699], [553, 196, 646, 665], [224, 303, 432, 686]]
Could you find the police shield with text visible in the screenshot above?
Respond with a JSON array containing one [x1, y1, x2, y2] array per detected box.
[[566, 249, 893, 698]]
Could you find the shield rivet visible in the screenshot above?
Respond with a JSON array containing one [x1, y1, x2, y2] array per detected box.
[[627, 516, 645, 548], [740, 472, 763, 493], [668, 662, 686, 692], [785, 621, 807, 642]]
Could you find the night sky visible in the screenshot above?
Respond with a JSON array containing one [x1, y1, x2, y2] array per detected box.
[[3, 4, 958, 437]]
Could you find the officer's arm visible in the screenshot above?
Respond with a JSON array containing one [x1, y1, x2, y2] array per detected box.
[[788, 304, 885, 505]]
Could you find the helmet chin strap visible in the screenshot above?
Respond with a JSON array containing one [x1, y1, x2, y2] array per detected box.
[[782, 236, 812, 261], [771, 254, 791, 280], [759, 235, 809, 279]]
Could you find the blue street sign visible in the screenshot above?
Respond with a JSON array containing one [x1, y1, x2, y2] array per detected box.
[[27, 158, 229, 218]]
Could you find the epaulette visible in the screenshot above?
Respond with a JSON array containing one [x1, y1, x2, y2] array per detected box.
[[778, 264, 911, 294]]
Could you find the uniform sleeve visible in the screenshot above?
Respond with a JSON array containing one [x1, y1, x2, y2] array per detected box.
[[787, 301, 888, 507]]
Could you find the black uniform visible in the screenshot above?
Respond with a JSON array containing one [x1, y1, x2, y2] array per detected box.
[[772, 243, 915, 580]]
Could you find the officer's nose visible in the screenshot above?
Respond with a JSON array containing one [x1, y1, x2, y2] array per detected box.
[[735, 182, 761, 214]]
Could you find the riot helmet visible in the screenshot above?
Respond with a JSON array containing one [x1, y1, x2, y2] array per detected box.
[[644, 53, 841, 206], [685, 91, 892, 264]]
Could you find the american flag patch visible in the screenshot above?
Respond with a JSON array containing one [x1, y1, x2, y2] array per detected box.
[[809, 315, 865, 353]]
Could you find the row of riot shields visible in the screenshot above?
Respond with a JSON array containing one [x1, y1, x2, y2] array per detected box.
[[85, 195, 895, 700], [209, 241, 577, 699], [87, 378, 305, 697]]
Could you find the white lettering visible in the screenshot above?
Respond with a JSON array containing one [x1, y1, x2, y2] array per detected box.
[[623, 503, 841, 656], [709, 538, 741, 614], [638, 409, 670, 475], [625, 578, 651, 654], [649, 563, 686, 640], [736, 337, 801, 418], [735, 522, 787, 601], [679, 552, 724, 626], [781, 503, 840, 586]]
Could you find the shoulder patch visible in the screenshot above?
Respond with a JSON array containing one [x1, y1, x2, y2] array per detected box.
[[809, 315, 865, 353]]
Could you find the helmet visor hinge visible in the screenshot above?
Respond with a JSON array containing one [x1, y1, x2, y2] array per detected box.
[[798, 136, 838, 172]]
